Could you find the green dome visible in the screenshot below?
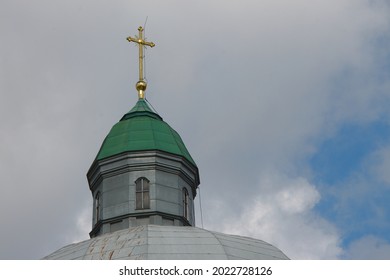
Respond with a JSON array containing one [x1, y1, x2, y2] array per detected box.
[[96, 100, 196, 166]]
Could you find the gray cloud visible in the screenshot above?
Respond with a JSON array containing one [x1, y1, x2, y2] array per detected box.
[[1, 0, 390, 259], [345, 235, 390, 259], [369, 145, 390, 185]]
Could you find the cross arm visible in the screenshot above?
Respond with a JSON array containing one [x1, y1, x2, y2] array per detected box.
[[143, 41, 155, 48], [126, 36, 138, 43], [126, 37, 155, 48]]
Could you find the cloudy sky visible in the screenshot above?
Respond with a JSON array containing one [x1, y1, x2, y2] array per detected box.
[[1, 0, 390, 260]]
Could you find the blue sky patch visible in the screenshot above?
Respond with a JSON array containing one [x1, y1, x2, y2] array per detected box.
[[312, 120, 390, 249], [310, 121, 390, 185]]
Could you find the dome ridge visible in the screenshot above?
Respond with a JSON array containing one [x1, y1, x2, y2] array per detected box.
[[121, 99, 162, 121]]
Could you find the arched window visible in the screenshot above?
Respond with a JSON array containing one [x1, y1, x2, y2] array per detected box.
[[95, 192, 101, 222], [183, 188, 189, 220], [135, 177, 150, 209]]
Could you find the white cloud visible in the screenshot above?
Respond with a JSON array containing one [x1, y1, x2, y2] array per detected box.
[[69, 204, 92, 244], [219, 171, 343, 259]]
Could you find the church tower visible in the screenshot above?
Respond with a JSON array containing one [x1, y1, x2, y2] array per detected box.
[[88, 26, 199, 237], [43, 27, 288, 260], [88, 99, 199, 237]]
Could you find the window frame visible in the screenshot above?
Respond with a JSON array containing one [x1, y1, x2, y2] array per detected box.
[[95, 191, 101, 223], [183, 188, 190, 220], [135, 177, 150, 210]]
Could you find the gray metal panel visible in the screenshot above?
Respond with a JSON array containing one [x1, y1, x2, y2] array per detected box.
[[147, 253, 228, 260], [211, 232, 289, 260], [42, 239, 92, 260], [43, 225, 289, 260], [148, 237, 220, 245], [148, 244, 225, 255]]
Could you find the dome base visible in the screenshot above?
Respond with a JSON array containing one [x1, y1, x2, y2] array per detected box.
[[43, 225, 289, 260]]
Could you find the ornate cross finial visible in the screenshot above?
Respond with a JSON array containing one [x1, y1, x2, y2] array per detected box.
[[127, 26, 155, 99]]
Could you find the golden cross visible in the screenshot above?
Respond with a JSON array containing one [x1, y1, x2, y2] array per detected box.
[[127, 26, 155, 99]]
